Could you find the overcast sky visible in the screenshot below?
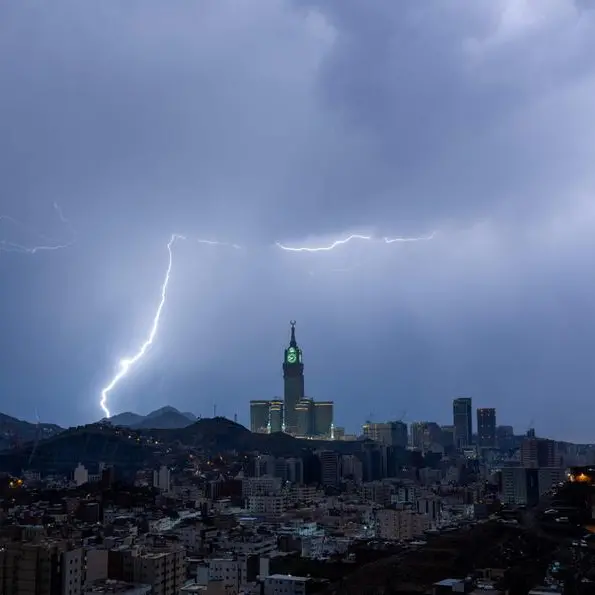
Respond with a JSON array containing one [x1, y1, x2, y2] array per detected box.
[[1, 0, 595, 441]]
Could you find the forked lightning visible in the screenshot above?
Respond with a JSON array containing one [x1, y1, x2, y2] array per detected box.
[[99, 234, 185, 418], [0, 203, 75, 254], [276, 231, 435, 252]]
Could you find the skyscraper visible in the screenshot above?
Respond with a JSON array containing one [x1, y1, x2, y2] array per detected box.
[[313, 401, 334, 438], [477, 408, 496, 448], [453, 397, 472, 448], [250, 400, 270, 433], [268, 400, 284, 433], [283, 321, 305, 433]]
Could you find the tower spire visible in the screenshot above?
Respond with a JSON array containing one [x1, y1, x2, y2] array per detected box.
[[289, 320, 297, 347]]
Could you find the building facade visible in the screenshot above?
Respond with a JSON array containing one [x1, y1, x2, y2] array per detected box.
[[250, 400, 270, 433], [363, 421, 408, 447], [248, 321, 334, 438], [452, 397, 472, 448], [477, 408, 496, 448], [283, 321, 305, 433]]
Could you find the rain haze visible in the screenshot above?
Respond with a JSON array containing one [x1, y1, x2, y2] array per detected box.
[[1, 1, 595, 441]]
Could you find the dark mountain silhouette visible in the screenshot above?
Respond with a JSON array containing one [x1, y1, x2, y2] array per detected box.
[[104, 406, 196, 430], [107, 411, 144, 427], [153, 417, 361, 455], [0, 424, 150, 475], [0, 417, 367, 475], [134, 410, 195, 430], [0, 412, 63, 450]]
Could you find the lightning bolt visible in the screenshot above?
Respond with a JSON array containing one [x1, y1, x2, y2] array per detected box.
[[383, 231, 436, 243], [275, 231, 436, 252], [197, 238, 242, 250], [99, 234, 184, 418], [0, 203, 75, 254], [275, 234, 372, 252]]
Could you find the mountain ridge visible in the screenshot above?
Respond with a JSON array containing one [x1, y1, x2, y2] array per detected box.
[[0, 412, 63, 450], [105, 406, 197, 430]]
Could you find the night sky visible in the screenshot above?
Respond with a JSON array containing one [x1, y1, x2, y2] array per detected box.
[[1, 1, 595, 441]]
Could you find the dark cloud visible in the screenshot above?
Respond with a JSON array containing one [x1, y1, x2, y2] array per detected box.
[[1, 1, 595, 440]]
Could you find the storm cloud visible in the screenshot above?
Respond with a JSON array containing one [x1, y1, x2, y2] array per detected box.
[[1, 1, 595, 441]]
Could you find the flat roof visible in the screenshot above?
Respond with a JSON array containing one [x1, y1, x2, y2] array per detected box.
[[267, 574, 309, 582]]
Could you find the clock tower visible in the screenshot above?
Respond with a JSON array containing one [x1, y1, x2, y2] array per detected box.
[[283, 320, 305, 433]]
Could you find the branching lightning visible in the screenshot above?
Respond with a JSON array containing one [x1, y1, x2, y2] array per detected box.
[[275, 231, 435, 252], [383, 231, 436, 243], [0, 203, 75, 254], [99, 234, 185, 418], [275, 234, 372, 252], [197, 238, 242, 250]]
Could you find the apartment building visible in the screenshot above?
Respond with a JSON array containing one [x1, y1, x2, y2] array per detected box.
[[375, 508, 430, 540]]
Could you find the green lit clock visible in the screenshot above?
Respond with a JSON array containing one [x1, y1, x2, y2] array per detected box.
[[287, 347, 297, 363]]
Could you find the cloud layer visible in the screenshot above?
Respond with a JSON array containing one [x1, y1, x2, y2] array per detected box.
[[1, 1, 595, 441]]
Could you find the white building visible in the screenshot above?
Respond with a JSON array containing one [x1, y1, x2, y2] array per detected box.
[[242, 475, 282, 499], [248, 494, 287, 516], [74, 463, 89, 486], [264, 574, 311, 595]]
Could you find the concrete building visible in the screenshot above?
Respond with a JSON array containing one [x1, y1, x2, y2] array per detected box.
[[295, 399, 314, 436], [268, 400, 284, 433], [477, 408, 497, 448], [521, 438, 557, 468], [501, 467, 564, 506], [249, 400, 270, 433], [453, 397, 472, 448], [74, 463, 89, 486], [312, 401, 333, 438], [247, 494, 287, 516], [108, 546, 186, 595], [375, 509, 430, 540], [264, 574, 314, 595], [0, 540, 83, 595], [363, 421, 407, 447], [83, 580, 151, 595], [153, 466, 171, 493], [317, 450, 340, 486]]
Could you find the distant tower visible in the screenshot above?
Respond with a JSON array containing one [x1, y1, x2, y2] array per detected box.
[[453, 397, 472, 448], [283, 321, 305, 434]]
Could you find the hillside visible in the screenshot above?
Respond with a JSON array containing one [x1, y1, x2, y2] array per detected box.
[[0, 417, 367, 475], [106, 406, 196, 430], [0, 424, 151, 475], [153, 417, 363, 455], [0, 413, 63, 450]]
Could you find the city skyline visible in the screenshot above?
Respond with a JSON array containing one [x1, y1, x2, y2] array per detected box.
[[2, 2, 595, 441]]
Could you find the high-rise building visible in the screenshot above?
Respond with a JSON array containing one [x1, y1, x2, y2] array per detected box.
[[295, 399, 314, 436], [250, 400, 270, 433], [409, 422, 425, 449], [268, 400, 284, 433], [477, 408, 497, 448], [313, 401, 334, 438], [496, 425, 514, 450], [283, 321, 305, 433], [453, 397, 472, 448], [362, 421, 407, 447], [440, 425, 456, 448], [0, 540, 83, 595], [521, 437, 557, 468], [317, 450, 340, 486], [248, 321, 335, 438]]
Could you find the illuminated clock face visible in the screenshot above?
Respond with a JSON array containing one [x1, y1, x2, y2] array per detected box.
[[287, 348, 297, 363]]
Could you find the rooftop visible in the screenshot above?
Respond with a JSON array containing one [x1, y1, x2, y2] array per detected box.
[[85, 579, 151, 593], [267, 574, 309, 582]]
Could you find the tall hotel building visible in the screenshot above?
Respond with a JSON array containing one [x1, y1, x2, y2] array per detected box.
[[250, 321, 334, 438]]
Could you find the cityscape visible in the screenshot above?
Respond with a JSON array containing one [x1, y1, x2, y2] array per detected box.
[[0, 318, 594, 593], [3, 1, 595, 594]]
